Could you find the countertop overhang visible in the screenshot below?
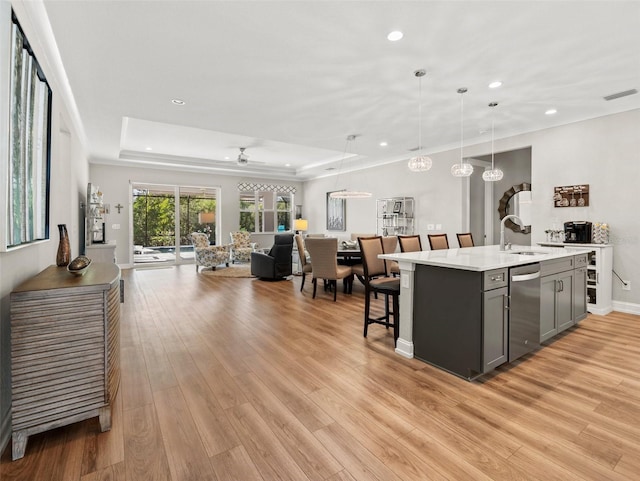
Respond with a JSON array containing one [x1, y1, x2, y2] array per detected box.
[[380, 244, 590, 272]]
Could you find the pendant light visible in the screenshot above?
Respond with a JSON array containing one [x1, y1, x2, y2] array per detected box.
[[329, 135, 372, 199], [451, 87, 474, 177], [407, 69, 432, 172], [482, 102, 504, 181]]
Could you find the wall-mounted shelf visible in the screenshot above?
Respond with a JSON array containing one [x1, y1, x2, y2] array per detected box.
[[376, 197, 414, 236]]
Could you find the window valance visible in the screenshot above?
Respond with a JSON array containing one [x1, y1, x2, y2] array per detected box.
[[237, 182, 296, 194]]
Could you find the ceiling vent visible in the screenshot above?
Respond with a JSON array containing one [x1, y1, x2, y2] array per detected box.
[[603, 89, 638, 101]]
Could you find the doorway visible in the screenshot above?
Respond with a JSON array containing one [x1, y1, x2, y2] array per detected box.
[[467, 147, 532, 246], [131, 183, 219, 266]]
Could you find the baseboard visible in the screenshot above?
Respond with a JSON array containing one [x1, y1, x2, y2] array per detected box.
[[395, 338, 414, 358], [612, 300, 640, 316], [0, 409, 10, 457]]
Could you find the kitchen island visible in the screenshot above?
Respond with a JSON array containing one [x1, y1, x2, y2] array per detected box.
[[380, 244, 588, 380]]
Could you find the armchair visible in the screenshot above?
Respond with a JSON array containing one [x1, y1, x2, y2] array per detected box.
[[229, 231, 255, 263], [251, 234, 294, 280], [191, 232, 230, 272]]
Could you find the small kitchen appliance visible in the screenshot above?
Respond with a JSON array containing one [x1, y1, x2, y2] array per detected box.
[[564, 221, 592, 243]]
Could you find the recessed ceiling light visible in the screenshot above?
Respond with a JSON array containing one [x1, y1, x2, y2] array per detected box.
[[387, 31, 403, 41], [145, 147, 152, 151], [545, 108, 557, 115], [488, 81, 502, 89], [224, 156, 230, 160], [285, 163, 291, 167], [171, 98, 185, 105], [379, 141, 388, 147]]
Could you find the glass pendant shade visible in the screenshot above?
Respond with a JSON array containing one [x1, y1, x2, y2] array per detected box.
[[483, 101, 504, 182], [408, 69, 432, 172], [451, 162, 474, 177], [408, 154, 433, 172], [482, 168, 504, 181], [451, 87, 473, 177]]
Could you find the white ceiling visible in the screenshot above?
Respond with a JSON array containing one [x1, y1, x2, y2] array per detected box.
[[40, 0, 640, 181]]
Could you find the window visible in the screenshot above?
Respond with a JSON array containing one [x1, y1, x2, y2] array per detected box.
[[4, 13, 52, 249], [239, 189, 293, 233]]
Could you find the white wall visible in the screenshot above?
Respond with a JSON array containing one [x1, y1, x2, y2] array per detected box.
[[89, 164, 304, 265], [0, 2, 89, 451], [303, 147, 466, 245], [303, 109, 640, 308]]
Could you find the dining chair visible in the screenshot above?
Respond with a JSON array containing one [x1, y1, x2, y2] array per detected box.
[[304, 237, 354, 301], [456, 232, 475, 248], [295, 234, 313, 291], [398, 235, 422, 252], [381, 236, 400, 276], [428, 233, 450, 250], [357, 236, 400, 345]]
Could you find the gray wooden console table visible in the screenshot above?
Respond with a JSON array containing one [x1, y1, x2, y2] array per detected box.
[[10, 263, 121, 460]]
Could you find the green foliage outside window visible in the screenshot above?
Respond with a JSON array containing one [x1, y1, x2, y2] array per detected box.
[[133, 190, 217, 247]]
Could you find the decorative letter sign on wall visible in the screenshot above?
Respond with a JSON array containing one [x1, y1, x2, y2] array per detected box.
[[553, 184, 589, 208]]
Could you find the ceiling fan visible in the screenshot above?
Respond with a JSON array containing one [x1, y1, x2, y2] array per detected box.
[[237, 147, 249, 165]]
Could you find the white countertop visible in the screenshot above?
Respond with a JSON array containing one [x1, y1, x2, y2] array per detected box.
[[537, 242, 613, 248], [380, 244, 590, 272]]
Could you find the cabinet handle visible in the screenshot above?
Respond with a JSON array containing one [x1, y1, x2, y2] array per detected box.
[[504, 294, 510, 310], [559, 280, 564, 292], [596, 273, 599, 284]]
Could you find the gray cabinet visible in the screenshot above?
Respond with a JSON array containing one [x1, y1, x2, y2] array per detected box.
[[483, 286, 508, 372], [10, 263, 121, 460], [540, 270, 574, 342]]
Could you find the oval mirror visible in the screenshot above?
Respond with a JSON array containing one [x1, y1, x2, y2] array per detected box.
[[498, 182, 532, 234]]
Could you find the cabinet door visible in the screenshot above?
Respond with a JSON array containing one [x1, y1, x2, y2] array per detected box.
[[556, 270, 574, 333], [540, 275, 558, 342], [573, 267, 587, 322], [483, 287, 508, 372]]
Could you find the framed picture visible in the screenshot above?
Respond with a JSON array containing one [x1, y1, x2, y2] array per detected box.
[[393, 201, 403, 214], [326, 192, 346, 231]]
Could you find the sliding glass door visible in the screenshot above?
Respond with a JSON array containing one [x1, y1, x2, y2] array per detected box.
[[131, 183, 219, 266]]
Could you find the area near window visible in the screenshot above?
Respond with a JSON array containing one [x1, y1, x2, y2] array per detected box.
[[238, 182, 295, 233], [3, 13, 52, 250]]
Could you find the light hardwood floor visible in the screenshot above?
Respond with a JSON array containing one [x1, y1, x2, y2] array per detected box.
[[2, 264, 639, 480]]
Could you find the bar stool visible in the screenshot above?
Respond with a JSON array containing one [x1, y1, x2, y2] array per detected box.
[[357, 236, 400, 345], [428, 234, 450, 250], [456, 232, 474, 248], [398, 235, 422, 252]]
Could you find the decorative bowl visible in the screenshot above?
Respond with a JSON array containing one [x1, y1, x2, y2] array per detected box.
[[67, 257, 92, 276]]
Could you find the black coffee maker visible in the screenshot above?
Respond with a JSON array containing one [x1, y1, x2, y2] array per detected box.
[[564, 221, 592, 243]]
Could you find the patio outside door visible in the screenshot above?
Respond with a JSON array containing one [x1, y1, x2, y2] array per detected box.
[[131, 183, 219, 266]]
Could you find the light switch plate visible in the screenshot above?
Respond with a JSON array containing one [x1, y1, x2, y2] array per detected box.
[[427, 224, 435, 230], [435, 223, 442, 230], [112, 224, 120, 230], [401, 273, 409, 288]]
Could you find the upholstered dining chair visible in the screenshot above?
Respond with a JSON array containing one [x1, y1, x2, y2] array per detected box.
[[381, 235, 400, 276], [456, 232, 475, 248], [398, 234, 422, 253], [357, 236, 400, 345], [428, 233, 450, 250], [304, 237, 354, 301], [295, 234, 313, 291], [229, 231, 254, 263], [191, 232, 230, 272]]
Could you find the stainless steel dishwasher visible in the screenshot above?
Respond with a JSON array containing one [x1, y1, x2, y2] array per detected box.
[[509, 263, 541, 361]]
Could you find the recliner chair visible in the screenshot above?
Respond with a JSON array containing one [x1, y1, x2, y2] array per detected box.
[[250, 234, 294, 280]]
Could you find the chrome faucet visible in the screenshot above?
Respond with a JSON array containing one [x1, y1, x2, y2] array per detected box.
[[500, 215, 523, 251]]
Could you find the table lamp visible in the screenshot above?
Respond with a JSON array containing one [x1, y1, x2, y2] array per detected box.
[[294, 218, 308, 234]]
